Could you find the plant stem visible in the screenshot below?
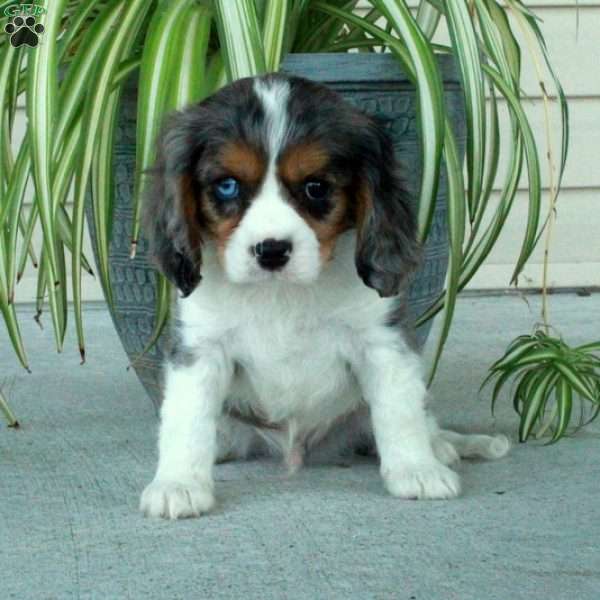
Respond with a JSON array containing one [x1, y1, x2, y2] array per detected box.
[[508, 4, 558, 334]]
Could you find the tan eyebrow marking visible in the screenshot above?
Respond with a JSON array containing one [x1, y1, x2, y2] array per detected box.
[[278, 142, 330, 184], [217, 141, 266, 184]]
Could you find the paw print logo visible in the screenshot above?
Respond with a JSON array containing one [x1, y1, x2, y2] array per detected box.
[[4, 15, 45, 48]]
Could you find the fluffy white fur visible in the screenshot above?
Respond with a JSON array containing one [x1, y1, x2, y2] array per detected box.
[[140, 234, 510, 519], [140, 78, 510, 520]]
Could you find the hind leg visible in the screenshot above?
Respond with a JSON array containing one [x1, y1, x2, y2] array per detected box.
[[306, 406, 375, 465], [308, 409, 510, 468], [437, 428, 511, 460], [216, 416, 265, 463], [427, 414, 510, 464]]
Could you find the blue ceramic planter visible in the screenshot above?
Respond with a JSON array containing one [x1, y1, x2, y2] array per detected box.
[[87, 53, 466, 411]]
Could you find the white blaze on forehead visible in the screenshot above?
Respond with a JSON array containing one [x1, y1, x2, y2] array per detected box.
[[253, 77, 290, 161], [222, 78, 321, 285], [249, 77, 294, 238]]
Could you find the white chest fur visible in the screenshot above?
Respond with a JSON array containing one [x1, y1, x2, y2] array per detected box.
[[227, 304, 361, 427], [177, 234, 394, 434]]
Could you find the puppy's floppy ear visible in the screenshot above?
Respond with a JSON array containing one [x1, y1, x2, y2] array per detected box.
[[142, 111, 205, 297], [354, 118, 421, 297]]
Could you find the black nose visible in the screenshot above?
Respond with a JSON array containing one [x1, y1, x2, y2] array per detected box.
[[253, 238, 292, 270]]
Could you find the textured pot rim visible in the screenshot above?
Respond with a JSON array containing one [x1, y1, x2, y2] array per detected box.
[[281, 52, 460, 84]]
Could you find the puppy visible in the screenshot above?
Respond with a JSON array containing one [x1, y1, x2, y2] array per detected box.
[[140, 74, 509, 519]]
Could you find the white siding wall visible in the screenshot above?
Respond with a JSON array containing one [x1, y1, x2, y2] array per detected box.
[[453, 1, 600, 289], [11, 1, 599, 303]]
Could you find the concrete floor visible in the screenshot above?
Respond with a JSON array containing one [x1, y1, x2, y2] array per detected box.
[[1, 293, 599, 599]]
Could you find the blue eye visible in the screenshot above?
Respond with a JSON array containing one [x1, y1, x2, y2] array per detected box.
[[214, 177, 240, 201]]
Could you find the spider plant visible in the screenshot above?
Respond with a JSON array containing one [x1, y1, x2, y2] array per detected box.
[[0, 1, 568, 390], [483, 332, 600, 444]]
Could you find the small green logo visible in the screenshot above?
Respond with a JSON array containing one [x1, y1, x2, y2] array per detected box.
[[4, 3, 46, 17], [3, 4, 46, 47]]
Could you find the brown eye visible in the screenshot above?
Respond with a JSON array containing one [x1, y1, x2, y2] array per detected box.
[[304, 180, 330, 201]]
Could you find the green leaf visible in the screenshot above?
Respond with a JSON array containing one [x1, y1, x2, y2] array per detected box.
[[285, 0, 313, 53], [132, 273, 171, 365], [554, 361, 597, 403], [56, 205, 94, 276], [26, 0, 69, 350], [576, 341, 600, 355], [508, 0, 569, 197], [263, 0, 290, 70], [130, 0, 201, 258], [482, 0, 522, 86], [0, 43, 18, 192], [0, 387, 19, 427], [519, 370, 558, 442], [205, 52, 226, 95], [489, 366, 513, 416], [338, 5, 384, 48], [416, 1, 441, 40], [513, 367, 545, 416], [214, 0, 267, 81], [507, 348, 562, 370], [464, 75, 499, 254], [548, 376, 572, 443], [16, 204, 39, 283], [0, 0, 573, 388], [482, 64, 541, 285], [299, 0, 358, 52], [4, 2, 123, 311], [4, 154, 28, 303], [6, 46, 25, 144], [427, 119, 465, 384], [416, 0, 528, 326], [168, 3, 213, 108], [56, 0, 103, 61], [112, 57, 142, 89], [35, 248, 47, 325], [141, 1, 215, 358], [313, 1, 442, 241], [313, 3, 413, 69], [53, 0, 124, 146], [324, 39, 380, 53], [445, 0, 486, 223], [0, 243, 29, 369], [489, 339, 540, 371], [71, 0, 151, 362], [373, 0, 444, 242]]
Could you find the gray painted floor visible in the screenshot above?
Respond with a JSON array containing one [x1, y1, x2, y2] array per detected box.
[[1, 293, 599, 600]]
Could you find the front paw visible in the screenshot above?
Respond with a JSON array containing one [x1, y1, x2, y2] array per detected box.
[[140, 479, 215, 519], [382, 461, 461, 500]]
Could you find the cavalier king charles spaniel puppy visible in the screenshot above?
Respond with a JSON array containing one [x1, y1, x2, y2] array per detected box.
[[140, 74, 509, 519]]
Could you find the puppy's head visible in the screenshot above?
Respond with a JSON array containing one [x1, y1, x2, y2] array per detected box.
[[143, 74, 420, 297]]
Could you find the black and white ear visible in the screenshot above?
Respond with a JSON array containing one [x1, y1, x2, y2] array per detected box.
[[142, 112, 204, 297], [354, 118, 421, 297]]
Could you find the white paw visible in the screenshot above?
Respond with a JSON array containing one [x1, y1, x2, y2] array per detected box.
[[383, 461, 461, 500], [140, 479, 215, 519]]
